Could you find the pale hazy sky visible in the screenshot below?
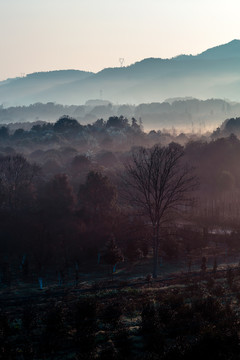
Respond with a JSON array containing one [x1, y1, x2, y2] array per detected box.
[[0, 0, 240, 80]]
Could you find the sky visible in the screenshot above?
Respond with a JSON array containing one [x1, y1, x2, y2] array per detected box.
[[0, 0, 240, 80]]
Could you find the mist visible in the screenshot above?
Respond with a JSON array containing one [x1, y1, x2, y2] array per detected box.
[[1, 40, 240, 107], [2, 31, 240, 360]]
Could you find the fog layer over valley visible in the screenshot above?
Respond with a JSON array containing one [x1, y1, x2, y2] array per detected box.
[[0, 114, 240, 217], [1, 97, 240, 133]]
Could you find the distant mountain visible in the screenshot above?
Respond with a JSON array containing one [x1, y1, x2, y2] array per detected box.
[[197, 39, 240, 59], [1, 40, 240, 106], [0, 70, 94, 106]]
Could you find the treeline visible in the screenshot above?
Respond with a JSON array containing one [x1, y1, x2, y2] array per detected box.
[[0, 115, 196, 154], [1, 115, 240, 282], [213, 116, 240, 138], [0, 154, 153, 284], [1, 98, 240, 130]]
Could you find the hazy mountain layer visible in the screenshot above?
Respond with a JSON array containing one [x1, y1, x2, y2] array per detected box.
[[1, 40, 240, 106]]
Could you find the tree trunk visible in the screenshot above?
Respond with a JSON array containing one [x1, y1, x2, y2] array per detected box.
[[153, 228, 159, 278]]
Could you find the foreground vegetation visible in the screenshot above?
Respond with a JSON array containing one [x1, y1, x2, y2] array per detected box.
[[2, 267, 240, 359]]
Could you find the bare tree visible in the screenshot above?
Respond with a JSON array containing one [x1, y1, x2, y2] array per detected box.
[[123, 143, 197, 278], [0, 155, 40, 211]]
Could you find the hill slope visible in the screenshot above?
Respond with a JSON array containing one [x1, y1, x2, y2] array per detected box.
[[1, 40, 240, 105]]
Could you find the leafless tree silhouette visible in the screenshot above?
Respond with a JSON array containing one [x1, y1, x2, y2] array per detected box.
[[123, 143, 197, 278]]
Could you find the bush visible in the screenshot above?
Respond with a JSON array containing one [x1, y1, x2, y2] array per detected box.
[[141, 302, 166, 353], [206, 277, 215, 291], [75, 299, 97, 331], [74, 299, 97, 354], [226, 267, 234, 288], [163, 292, 184, 310], [22, 305, 36, 331], [102, 302, 123, 326], [192, 296, 222, 322], [44, 304, 64, 335], [212, 284, 225, 297], [115, 328, 132, 358]]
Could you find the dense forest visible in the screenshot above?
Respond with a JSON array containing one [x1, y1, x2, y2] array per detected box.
[[1, 114, 240, 274], [2, 114, 240, 358]]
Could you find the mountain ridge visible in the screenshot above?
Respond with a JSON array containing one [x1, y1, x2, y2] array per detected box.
[[1, 40, 240, 106]]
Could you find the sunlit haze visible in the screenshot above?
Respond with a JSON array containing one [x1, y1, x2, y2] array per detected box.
[[1, 0, 240, 80]]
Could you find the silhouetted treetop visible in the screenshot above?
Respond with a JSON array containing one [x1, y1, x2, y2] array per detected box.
[[78, 171, 117, 216], [106, 116, 129, 129], [38, 174, 75, 216], [70, 155, 91, 174], [53, 116, 82, 133], [0, 154, 40, 211], [0, 127, 9, 139]]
